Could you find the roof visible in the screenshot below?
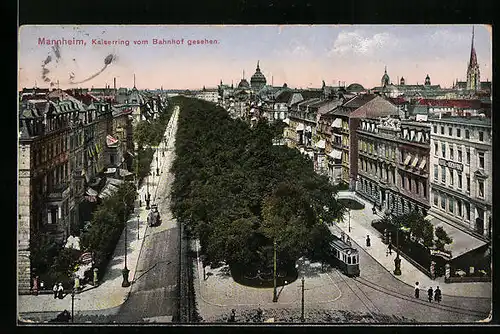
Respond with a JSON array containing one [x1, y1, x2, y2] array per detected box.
[[346, 83, 365, 92], [350, 96, 400, 119], [428, 115, 491, 127], [416, 98, 481, 109], [274, 90, 294, 103], [343, 94, 377, 109]]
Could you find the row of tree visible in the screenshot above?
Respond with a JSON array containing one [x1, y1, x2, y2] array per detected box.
[[170, 96, 346, 271], [381, 211, 453, 252]]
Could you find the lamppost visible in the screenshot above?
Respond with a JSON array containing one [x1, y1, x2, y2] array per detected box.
[[392, 200, 401, 276], [137, 214, 140, 240], [156, 154, 159, 176], [272, 239, 278, 302], [301, 276, 305, 322], [146, 173, 151, 210], [348, 207, 351, 233], [71, 289, 75, 323], [122, 199, 131, 287]]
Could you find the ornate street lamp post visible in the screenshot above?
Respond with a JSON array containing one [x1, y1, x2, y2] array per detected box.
[[272, 239, 278, 302], [392, 200, 401, 276], [122, 199, 131, 287], [348, 207, 351, 233], [137, 214, 140, 240]]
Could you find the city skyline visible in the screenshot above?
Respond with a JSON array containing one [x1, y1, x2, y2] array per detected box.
[[19, 25, 492, 91]]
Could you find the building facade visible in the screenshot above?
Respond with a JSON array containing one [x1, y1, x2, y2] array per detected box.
[[428, 116, 492, 240]]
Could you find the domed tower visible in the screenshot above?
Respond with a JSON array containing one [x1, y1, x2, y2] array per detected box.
[[400, 76, 405, 85], [381, 66, 390, 87], [424, 74, 431, 86], [238, 70, 250, 89], [250, 61, 267, 90]]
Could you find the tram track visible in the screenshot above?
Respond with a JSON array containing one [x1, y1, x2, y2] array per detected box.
[[353, 276, 490, 318]]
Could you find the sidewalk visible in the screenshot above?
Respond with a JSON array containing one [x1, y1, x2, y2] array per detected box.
[[332, 191, 491, 299], [18, 107, 180, 317]]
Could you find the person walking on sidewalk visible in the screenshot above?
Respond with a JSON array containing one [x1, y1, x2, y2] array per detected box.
[[57, 283, 64, 299], [388, 243, 393, 255], [366, 235, 371, 247], [53, 283, 58, 299], [434, 286, 442, 303], [414, 282, 420, 299], [32, 276, 39, 296], [427, 287, 433, 302]]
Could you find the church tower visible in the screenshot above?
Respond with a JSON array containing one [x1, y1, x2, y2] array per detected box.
[[466, 26, 480, 91]]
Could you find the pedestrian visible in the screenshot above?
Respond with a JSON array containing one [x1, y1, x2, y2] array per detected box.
[[427, 286, 433, 302], [388, 243, 393, 255], [57, 283, 64, 299], [414, 282, 420, 298], [372, 205, 377, 214], [53, 283, 58, 299], [434, 286, 442, 303], [366, 235, 371, 247], [32, 276, 39, 296]]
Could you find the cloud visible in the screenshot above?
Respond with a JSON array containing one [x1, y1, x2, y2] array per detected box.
[[272, 39, 311, 58], [329, 30, 398, 57]]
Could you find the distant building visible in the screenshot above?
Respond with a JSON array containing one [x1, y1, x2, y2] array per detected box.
[[250, 61, 267, 91]]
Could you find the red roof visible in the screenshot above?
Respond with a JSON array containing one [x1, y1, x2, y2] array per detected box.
[[415, 99, 481, 109]]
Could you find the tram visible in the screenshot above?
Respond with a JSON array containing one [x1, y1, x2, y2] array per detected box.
[[329, 234, 360, 277]]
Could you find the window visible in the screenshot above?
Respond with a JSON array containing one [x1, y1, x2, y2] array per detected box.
[[457, 172, 462, 189], [466, 148, 470, 164], [448, 127, 452, 136], [457, 148, 462, 162], [478, 152, 484, 169], [450, 147, 454, 160], [479, 131, 484, 142], [441, 166, 446, 182], [441, 126, 444, 135], [478, 180, 484, 198], [441, 195, 446, 209], [457, 199, 462, 217], [466, 174, 470, 192], [441, 143, 446, 158], [434, 142, 438, 156], [401, 174, 406, 188], [465, 203, 470, 220], [408, 177, 412, 191], [450, 170, 454, 186], [433, 191, 438, 206], [457, 128, 461, 137], [433, 125, 437, 133], [423, 184, 427, 198], [415, 181, 419, 194], [465, 129, 470, 139], [449, 197, 454, 213]]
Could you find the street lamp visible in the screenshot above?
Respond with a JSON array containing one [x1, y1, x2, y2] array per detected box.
[[71, 289, 75, 323], [272, 239, 278, 302], [392, 200, 401, 276], [348, 207, 351, 233], [301, 276, 305, 322], [122, 199, 131, 287], [137, 214, 140, 240], [156, 154, 159, 176]]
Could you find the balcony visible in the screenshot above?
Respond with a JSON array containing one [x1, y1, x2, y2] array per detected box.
[[47, 182, 70, 201]]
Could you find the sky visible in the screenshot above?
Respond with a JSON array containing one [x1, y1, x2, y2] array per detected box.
[[18, 25, 492, 91]]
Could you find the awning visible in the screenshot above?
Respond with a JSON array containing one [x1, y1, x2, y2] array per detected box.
[[331, 118, 342, 128], [315, 139, 326, 149], [305, 125, 312, 132], [283, 118, 290, 125], [404, 154, 412, 165], [105, 168, 117, 174], [85, 187, 98, 196], [328, 149, 342, 160], [427, 216, 487, 260], [119, 169, 134, 177], [296, 123, 304, 131], [98, 178, 124, 199], [419, 158, 427, 170]]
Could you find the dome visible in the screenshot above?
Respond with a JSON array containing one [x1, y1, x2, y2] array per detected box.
[[346, 83, 365, 92], [238, 78, 250, 89], [250, 61, 267, 90]]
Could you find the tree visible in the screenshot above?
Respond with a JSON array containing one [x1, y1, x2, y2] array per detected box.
[[421, 220, 435, 249], [434, 226, 453, 252]]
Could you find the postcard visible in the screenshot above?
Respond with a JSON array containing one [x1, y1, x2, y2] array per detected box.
[[17, 24, 492, 324]]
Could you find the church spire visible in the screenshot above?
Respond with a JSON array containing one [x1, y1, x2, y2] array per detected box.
[[469, 26, 478, 67], [257, 60, 260, 71]]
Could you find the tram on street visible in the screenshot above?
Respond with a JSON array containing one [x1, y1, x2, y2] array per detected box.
[[329, 234, 360, 277]]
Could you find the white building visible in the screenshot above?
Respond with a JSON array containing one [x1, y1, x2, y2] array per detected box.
[[195, 88, 219, 103], [429, 115, 492, 242]]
